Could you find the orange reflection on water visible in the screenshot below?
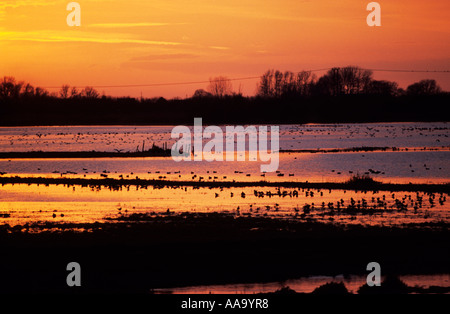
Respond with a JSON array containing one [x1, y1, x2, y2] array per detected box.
[[0, 183, 448, 228]]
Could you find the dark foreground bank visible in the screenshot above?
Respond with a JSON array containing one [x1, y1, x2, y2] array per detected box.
[[0, 212, 448, 294]]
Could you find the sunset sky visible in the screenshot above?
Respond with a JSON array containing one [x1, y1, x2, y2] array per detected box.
[[1, 0, 449, 98]]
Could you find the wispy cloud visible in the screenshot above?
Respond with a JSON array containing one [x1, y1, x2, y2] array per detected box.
[[0, 0, 60, 9], [0, 31, 182, 46], [208, 46, 230, 50], [131, 53, 199, 61], [0, 0, 61, 20], [89, 22, 181, 28]]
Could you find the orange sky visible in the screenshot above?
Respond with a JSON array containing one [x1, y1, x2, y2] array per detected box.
[[1, 0, 449, 98]]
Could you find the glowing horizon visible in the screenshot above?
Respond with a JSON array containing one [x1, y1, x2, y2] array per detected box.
[[1, 0, 449, 98]]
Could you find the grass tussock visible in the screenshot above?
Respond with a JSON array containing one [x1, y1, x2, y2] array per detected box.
[[345, 173, 380, 187]]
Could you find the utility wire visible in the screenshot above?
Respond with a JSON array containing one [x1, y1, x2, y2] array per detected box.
[[368, 69, 450, 73], [41, 68, 450, 89]]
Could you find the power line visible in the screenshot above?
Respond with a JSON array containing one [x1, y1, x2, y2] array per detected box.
[[41, 68, 450, 89], [43, 78, 256, 89], [41, 68, 332, 89], [368, 69, 450, 73]]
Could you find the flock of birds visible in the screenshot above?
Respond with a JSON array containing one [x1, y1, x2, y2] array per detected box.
[[35, 182, 448, 223], [0, 124, 448, 223], [0, 123, 449, 152], [298, 191, 447, 214]]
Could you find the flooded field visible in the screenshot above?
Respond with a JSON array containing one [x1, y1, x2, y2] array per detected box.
[[1, 123, 449, 152], [0, 183, 448, 228], [0, 150, 449, 184], [0, 122, 449, 227], [0, 123, 449, 293], [0, 123, 449, 184]]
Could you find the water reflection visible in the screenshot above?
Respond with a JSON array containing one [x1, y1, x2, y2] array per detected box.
[[1, 123, 449, 152], [0, 150, 449, 184], [0, 183, 448, 227]]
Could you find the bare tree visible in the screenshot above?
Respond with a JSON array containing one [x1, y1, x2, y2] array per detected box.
[[236, 83, 243, 96], [296, 71, 316, 96], [257, 70, 275, 97], [407, 79, 441, 95], [81, 86, 99, 99], [367, 80, 399, 96], [273, 70, 284, 98], [317, 66, 373, 96], [0, 76, 23, 99], [340, 66, 372, 94], [282, 71, 298, 95], [22, 83, 35, 97], [34, 87, 48, 97], [207, 76, 233, 98], [59, 84, 70, 99], [70, 87, 79, 98], [258, 70, 316, 98], [256, 69, 285, 97]]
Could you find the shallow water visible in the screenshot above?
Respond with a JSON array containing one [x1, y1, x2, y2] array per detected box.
[[0, 122, 449, 227], [1, 123, 449, 152], [0, 123, 449, 184], [0, 183, 448, 227], [0, 150, 448, 184]]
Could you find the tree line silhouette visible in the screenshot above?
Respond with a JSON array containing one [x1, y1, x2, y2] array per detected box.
[[0, 66, 448, 125]]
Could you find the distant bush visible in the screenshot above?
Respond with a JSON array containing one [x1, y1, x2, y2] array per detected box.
[[357, 276, 411, 294], [346, 174, 379, 187], [272, 286, 297, 294], [311, 282, 350, 295]]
